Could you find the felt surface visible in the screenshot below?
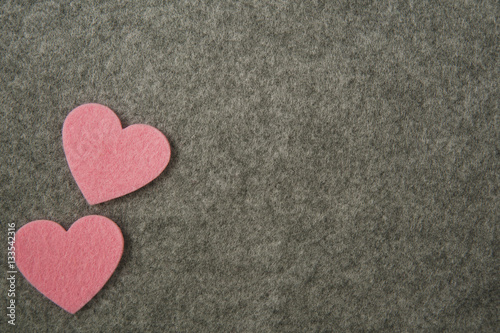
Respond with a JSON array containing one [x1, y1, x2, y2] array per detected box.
[[0, 1, 497, 332], [63, 103, 171, 205], [14, 216, 124, 314]]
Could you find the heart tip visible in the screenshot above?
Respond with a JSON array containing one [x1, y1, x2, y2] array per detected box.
[[61, 305, 80, 314], [85, 198, 100, 205]]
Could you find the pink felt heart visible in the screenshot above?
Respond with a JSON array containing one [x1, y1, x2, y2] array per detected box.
[[14, 215, 124, 314], [63, 103, 171, 205]]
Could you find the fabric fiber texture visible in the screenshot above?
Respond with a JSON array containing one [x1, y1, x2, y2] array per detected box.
[[0, 1, 497, 332]]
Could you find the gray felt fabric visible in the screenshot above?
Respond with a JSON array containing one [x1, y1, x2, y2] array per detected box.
[[1, 1, 498, 332]]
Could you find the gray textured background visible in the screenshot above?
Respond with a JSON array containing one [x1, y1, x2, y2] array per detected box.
[[1, 1, 498, 332]]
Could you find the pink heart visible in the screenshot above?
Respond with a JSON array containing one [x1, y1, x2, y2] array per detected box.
[[63, 103, 171, 205], [14, 216, 124, 314]]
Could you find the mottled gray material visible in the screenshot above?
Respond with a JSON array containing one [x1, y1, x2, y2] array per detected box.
[[1, 1, 498, 332]]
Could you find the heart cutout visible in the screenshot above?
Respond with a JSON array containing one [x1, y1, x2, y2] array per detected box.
[[63, 103, 171, 205], [14, 216, 124, 314]]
